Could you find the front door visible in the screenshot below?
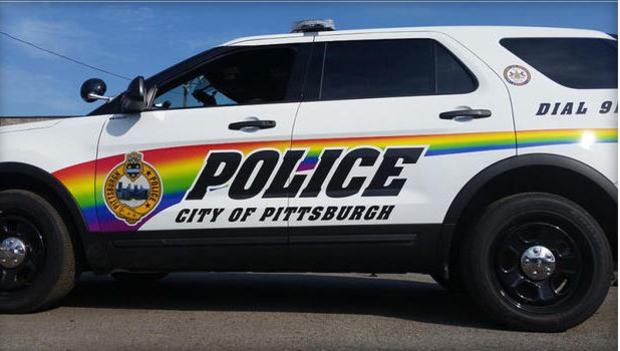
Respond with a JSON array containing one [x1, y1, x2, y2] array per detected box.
[[94, 41, 311, 244]]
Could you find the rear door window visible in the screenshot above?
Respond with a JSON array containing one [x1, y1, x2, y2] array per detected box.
[[500, 38, 618, 89], [319, 39, 477, 101]]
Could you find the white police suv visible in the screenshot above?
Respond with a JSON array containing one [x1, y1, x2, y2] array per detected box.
[[0, 21, 617, 331]]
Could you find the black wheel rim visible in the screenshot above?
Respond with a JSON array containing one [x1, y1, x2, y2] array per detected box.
[[0, 214, 46, 292], [493, 215, 588, 312]]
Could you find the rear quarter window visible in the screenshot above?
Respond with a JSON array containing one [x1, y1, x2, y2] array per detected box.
[[500, 37, 618, 89]]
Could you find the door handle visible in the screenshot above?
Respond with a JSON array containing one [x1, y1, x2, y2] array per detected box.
[[228, 119, 276, 131], [439, 109, 492, 120]]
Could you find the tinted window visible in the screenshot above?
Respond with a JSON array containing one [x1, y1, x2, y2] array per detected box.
[[320, 39, 476, 100], [155, 47, 298, 109], [435, 43, 477, 94], [501, 38, 618, 89]]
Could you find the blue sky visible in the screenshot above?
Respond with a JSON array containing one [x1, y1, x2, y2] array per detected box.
[[0, 2, 617, 116]]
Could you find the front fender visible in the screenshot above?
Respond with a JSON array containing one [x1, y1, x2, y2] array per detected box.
[[0, 162, 88, 233]]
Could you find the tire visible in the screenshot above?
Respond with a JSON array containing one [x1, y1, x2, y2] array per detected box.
[[111, 272, 168, 282], [461, 192, 613, 332], [430, 271, 464, 292], [0, 190, 76, 313]]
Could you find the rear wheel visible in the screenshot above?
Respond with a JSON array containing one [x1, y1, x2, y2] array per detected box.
[[461, 192, 612, 332], [0, 190, 76, 313]]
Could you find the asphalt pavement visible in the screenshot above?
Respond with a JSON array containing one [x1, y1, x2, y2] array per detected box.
[[0, 273, 616, 350]]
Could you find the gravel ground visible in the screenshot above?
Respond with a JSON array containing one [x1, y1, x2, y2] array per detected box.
[[0, 272, 616, 351]]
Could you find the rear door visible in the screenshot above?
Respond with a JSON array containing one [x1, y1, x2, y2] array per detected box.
[[287, 31, 515, 270]]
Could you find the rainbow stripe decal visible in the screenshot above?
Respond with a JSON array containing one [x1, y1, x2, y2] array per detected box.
[[52, 128, 617, 232]]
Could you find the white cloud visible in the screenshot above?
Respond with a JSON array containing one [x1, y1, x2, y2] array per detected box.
[[96, 6, 156, 32], [10, 19, 89, 59], [0, 64, 87, 116], [5, 18, 121, 63]]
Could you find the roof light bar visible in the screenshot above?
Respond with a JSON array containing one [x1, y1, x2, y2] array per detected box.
[[291, 19, 335, 33]]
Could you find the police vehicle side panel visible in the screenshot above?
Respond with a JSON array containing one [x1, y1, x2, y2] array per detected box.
[[1, 27, 616, 274]]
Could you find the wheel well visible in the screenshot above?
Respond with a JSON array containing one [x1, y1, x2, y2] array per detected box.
[[448, 165, 618, 273], [0, 171, 90, 272]]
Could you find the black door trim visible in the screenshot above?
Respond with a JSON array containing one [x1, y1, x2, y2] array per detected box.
[[88, 224, 441, 273]]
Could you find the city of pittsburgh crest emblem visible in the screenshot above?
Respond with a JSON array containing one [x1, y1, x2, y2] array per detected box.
[[103, 152, 162, 225]]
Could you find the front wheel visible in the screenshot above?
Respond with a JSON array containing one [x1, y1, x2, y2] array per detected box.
[[461, 193, 612, 332], [430, 272, 464, 292], [0, 190, 76, 313]]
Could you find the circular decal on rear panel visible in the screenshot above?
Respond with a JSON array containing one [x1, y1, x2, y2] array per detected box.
[[103, 152, 162, 225], [503, 65, 531, 86]]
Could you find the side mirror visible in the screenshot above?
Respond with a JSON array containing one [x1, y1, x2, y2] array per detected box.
[[121, 76, 146, 113], [121, 76, 157, 113], [80, 78, 110, 103]]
